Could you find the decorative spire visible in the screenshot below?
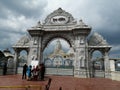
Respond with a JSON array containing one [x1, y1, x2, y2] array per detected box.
[[57, 7, 63, 13], [79, 19, 87, 27], [74, 19, 89, 28], [32, 21, 42, 28]]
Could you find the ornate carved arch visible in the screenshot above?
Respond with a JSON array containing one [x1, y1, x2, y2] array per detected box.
[[42, 32, 74, 51]]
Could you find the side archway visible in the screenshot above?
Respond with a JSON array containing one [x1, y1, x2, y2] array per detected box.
[[90, 50, 105, 77], [43, 38, 74, 75]]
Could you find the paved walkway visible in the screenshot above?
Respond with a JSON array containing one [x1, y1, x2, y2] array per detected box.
[[0, 74, 120, 90]]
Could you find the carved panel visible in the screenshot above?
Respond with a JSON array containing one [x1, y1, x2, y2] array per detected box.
[[44, 8, 76, 25]]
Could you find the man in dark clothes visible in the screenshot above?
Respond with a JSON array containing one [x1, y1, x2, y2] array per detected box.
[[40, 63, 45, 80], [3, 62, 7, 75], [22, 63, 28, 79]]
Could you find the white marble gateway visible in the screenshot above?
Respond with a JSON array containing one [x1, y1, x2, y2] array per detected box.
[[13, 8, 112, 79]]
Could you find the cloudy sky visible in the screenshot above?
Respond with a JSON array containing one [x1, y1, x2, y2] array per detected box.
[[0, 0, 120, 58]]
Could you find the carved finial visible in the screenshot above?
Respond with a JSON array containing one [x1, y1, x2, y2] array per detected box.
[[58, 7, 62, 10], [79, 19, 83, 22], [57, 7, 63, 13], [79, 19, 87, 27], [32, 21, 42, 28], [35, 21, 42, 28], [37, 21, 41, 25]]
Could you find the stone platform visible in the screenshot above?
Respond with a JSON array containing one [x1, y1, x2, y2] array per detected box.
[[0, 74, 120, 90]]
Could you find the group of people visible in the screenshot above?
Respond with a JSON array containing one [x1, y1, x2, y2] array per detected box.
[[22, 63, 45, 81]]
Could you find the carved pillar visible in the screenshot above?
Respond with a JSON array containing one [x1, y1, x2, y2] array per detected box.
[[73, 35, 87, 78], [26, 49, 29, 64], [73, 36, 80, 77], [104, 51, 111, 78], [85, 43, 89, 78], [88, 49, 93, 78], [110, 59, 115, 72], [14, 49, 19, 74], [38, 36, 43, 64]]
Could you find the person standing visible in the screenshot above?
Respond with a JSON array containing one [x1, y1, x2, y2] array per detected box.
[[32, 65, 39, 80], [40, 63, 46, 81], [27, 65, 32, 80], [3, 62, 7, 75], [22, 63, 28, 79]]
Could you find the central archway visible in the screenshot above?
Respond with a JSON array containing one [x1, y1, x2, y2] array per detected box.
[[43, 38, 74, 75]]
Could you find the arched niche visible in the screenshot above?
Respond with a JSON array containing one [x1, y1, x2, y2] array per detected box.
[[43, 38, 74, 69], [92, 50, 104, 71], [43, 38, 70, 53], [18, 50, 28, 67], [42, 33, 73, 52], [92, 50, 102, 59]]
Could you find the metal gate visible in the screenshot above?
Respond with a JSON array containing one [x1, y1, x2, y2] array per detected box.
[[44, 55, 74, 76], [92, 60, 105, 78], [46, 67, 74, 76]]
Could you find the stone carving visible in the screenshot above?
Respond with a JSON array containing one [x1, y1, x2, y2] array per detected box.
[[32, 21, 43, 29], [51, 15, 68, 24], [44, 8, 76, 25], [42, 32, 73, 51]]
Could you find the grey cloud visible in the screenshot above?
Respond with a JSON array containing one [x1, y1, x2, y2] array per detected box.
[[0, 0, 120, 57], [0, 30, 24, 49], [70, 0, 120, 32], [100, 30, 120, 45], [0, 28, 25, 35], [81, 0, 120, 50], [0, 0, 48, 50], [0, 0, 47, 18]]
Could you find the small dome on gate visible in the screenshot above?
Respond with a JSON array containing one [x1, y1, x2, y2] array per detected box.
[[88, 32, 109, 46]]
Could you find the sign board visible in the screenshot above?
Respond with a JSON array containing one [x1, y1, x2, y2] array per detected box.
[[117, 63, 120, 67], [31, 60, 39, 68]]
